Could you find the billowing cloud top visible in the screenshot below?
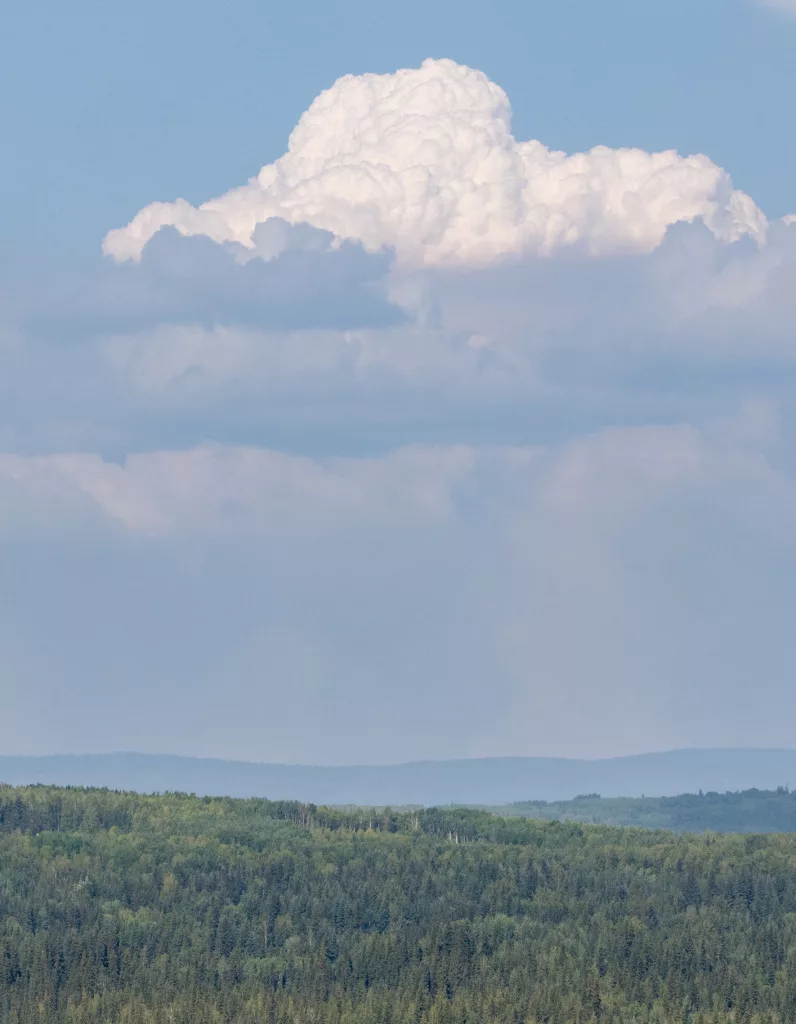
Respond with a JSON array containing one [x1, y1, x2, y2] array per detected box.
[[103, 59, 767, 267]]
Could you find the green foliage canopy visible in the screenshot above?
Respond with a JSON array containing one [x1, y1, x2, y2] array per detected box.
[[0, 785, 794, 1024]]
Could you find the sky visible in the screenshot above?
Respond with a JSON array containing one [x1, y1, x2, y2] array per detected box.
[[1, 0, 796, 764]]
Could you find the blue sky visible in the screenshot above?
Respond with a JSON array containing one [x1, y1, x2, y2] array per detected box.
[[3, 0, 796, 256], [1, 0, 796, 764]]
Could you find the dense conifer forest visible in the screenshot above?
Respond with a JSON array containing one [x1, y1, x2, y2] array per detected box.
[[487, 787, 796, 832], [1, 784, 795, 1024]]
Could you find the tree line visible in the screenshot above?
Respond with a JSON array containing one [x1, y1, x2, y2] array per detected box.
[[489, 786, 796, 833], [0, 784, 794, 1024]]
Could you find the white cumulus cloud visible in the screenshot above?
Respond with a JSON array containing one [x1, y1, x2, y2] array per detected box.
[[103, 59, 767, 268]]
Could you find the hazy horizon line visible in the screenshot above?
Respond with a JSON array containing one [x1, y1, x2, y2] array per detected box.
[[3, 747, 795, 771]]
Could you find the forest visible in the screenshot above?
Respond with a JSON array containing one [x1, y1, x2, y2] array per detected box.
[[0, 784, 794, 1024], [487, 787, 796, 832]]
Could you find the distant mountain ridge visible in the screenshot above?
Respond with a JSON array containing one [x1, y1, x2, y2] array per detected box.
[[1, 749, 796, 806]]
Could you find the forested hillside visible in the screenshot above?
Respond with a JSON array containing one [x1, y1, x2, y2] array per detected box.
[[489, 787, 796, 832], [1, 785, 794, 1023]]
